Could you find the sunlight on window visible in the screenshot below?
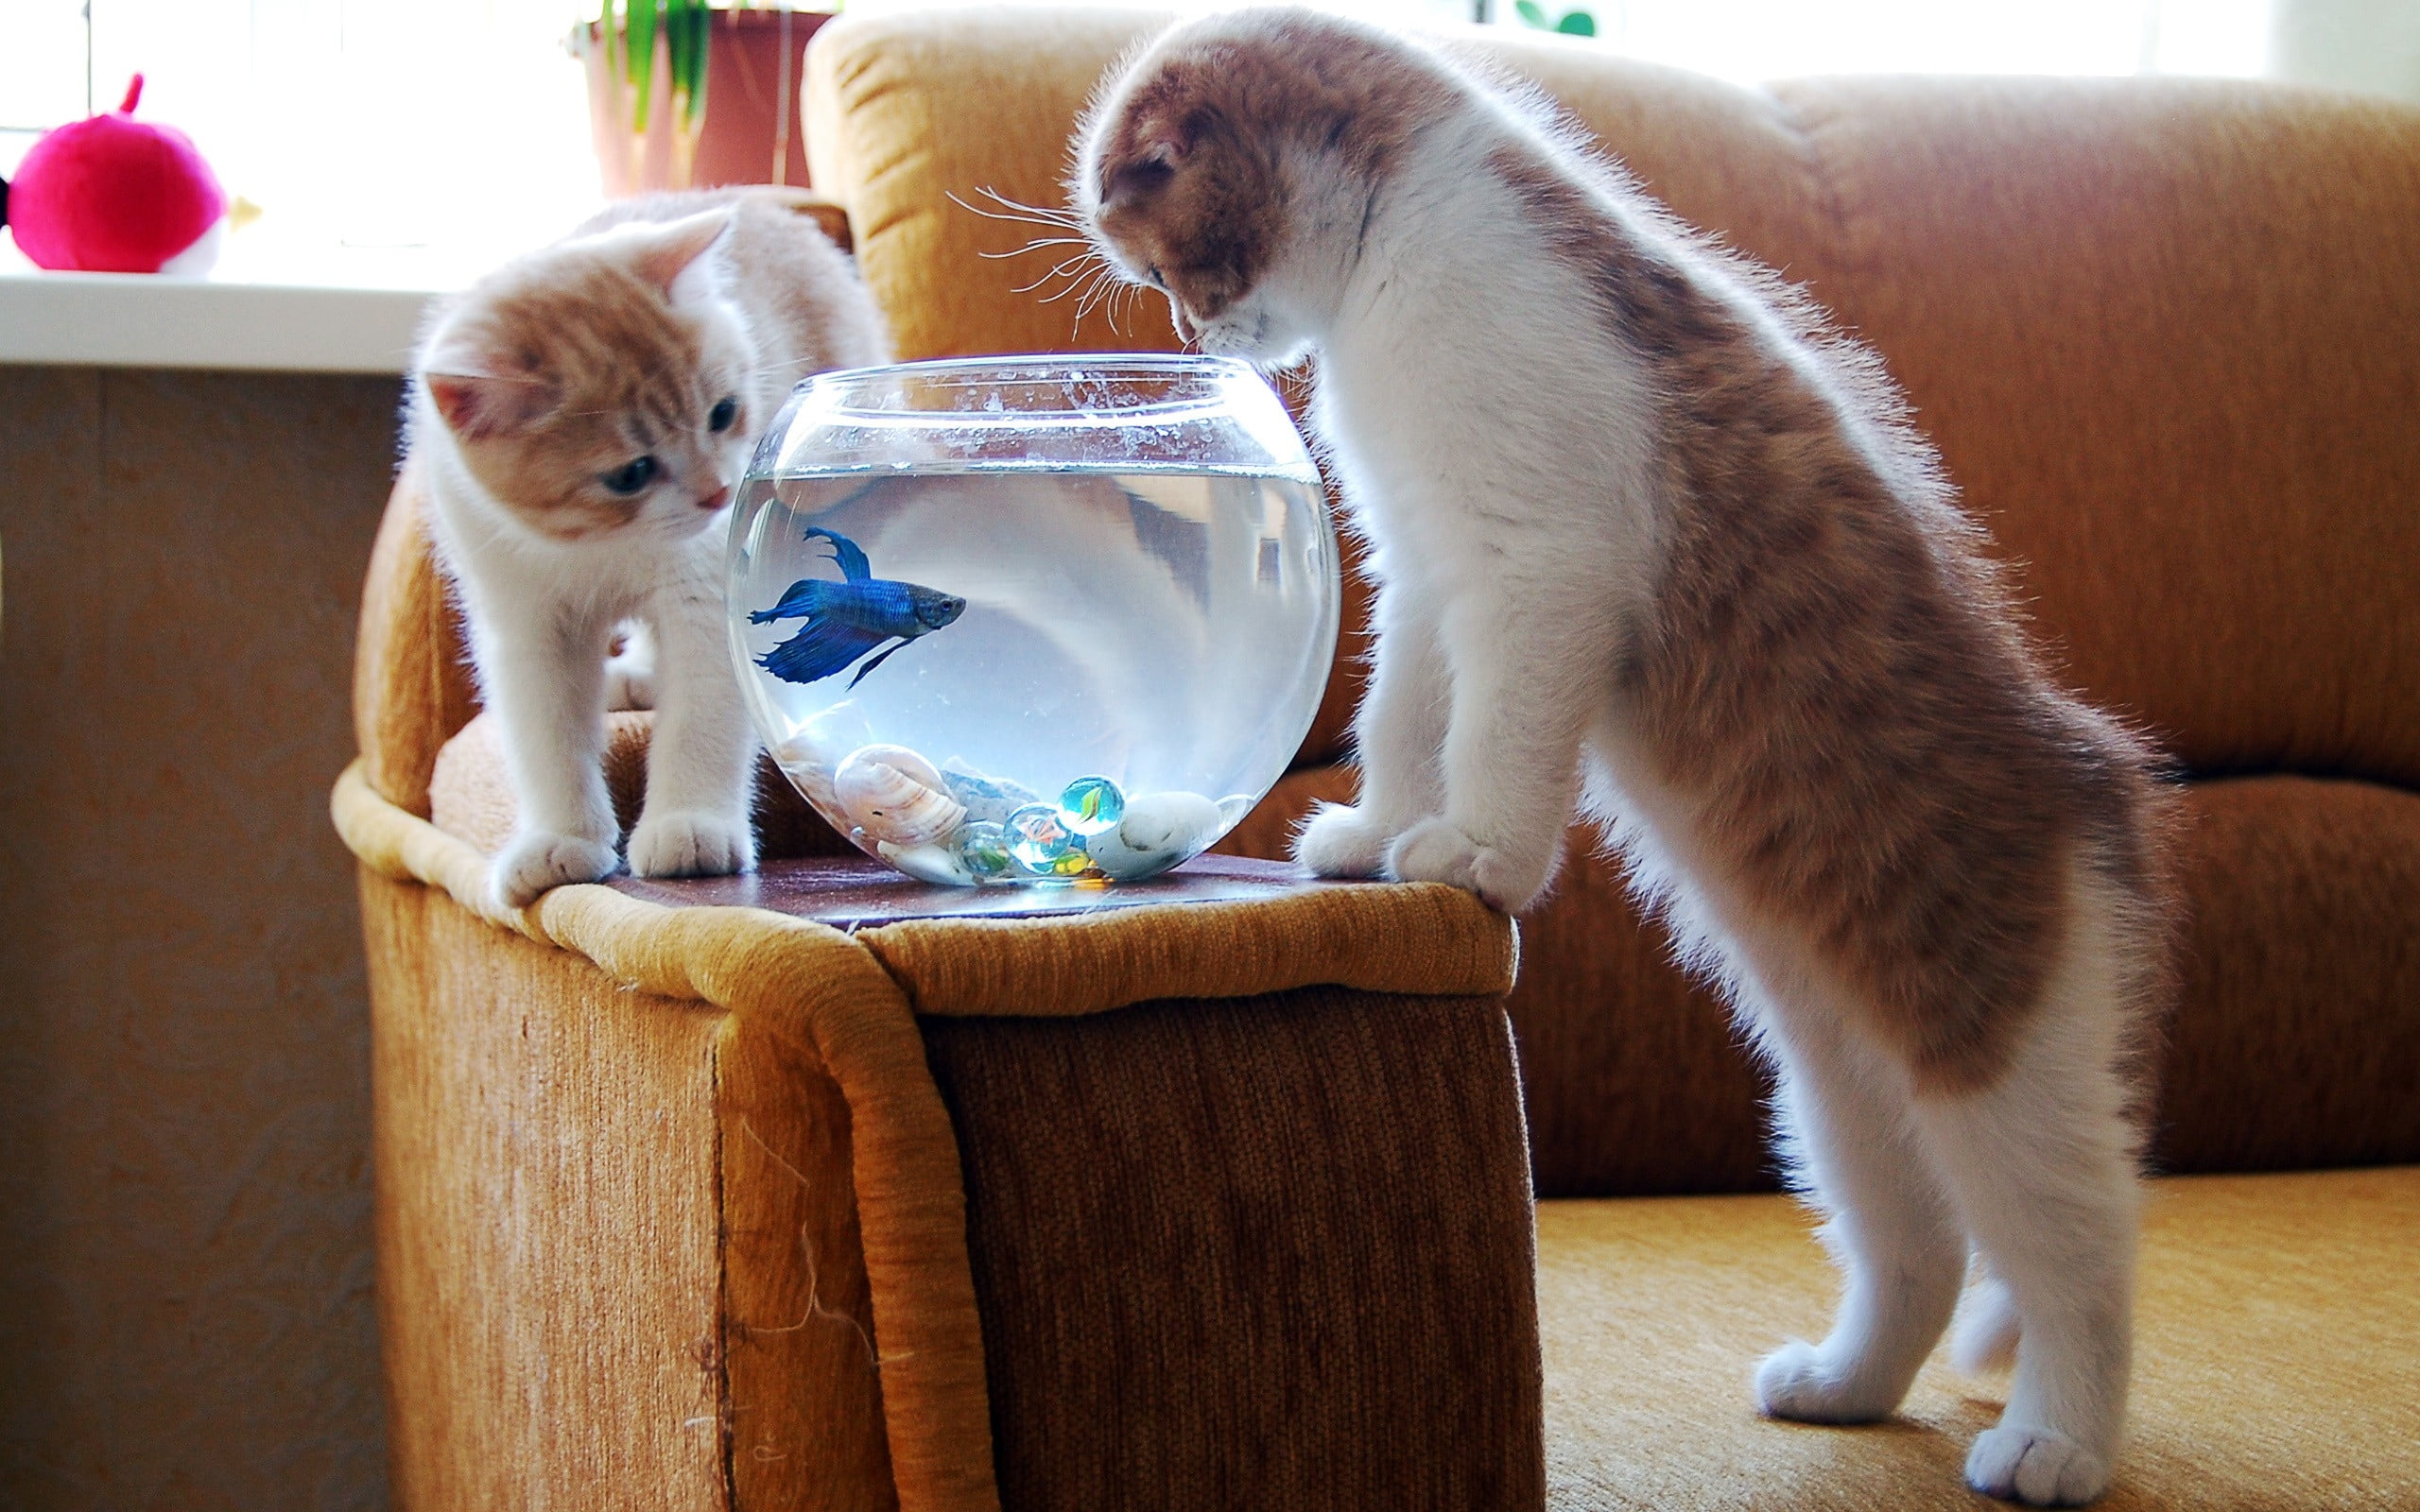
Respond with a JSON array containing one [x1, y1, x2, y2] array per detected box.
[[13, 0, 2407, 280]]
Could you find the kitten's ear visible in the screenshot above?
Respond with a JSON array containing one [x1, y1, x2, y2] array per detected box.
[[1101, 140, 1181, 213], [633, 209, 734, 297], [422, 371, 559, 440]]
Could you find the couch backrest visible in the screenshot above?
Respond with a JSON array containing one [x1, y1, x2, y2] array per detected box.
[[807, 9, 2420, 792]]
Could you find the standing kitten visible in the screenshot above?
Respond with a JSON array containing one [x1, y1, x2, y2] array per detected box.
[[411, 190, 888, 907], [1078, 11, 2178, 1506]]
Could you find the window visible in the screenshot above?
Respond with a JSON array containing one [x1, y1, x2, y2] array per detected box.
[[5, 1, 2405, 278]]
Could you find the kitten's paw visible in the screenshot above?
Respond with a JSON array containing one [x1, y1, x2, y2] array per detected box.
[[1294, 803, 1395, 878], [1965, 1425, 2111, 1506], [1754, 1339, 1897, 1424], [493, 831, 620, 909], [1385, 818, 1545, 914], [628, 810, 755, 881]]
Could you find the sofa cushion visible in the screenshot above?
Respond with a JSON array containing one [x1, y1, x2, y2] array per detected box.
[[1228, 769, 2420, 1194], [1539, 1166, 2419, 1509]]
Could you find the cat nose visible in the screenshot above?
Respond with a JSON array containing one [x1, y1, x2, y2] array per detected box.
[[1170, 305, 1198, 344], [696, 485, 731, 511]]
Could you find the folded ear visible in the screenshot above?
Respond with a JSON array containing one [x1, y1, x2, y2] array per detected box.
[[1100, 139, 1181, 213], [421, 370, 559, 440], [633, 208, 735, 296]]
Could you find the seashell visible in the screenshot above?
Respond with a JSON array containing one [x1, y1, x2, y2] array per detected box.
[[877, 839, 976, 886], [1057, 775, 1127, 836], [1085, 790, 1223, 881], [838, 743, 945, 792], [834, 746, 964, 846]]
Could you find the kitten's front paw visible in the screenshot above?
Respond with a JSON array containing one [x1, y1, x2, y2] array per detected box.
[[1965, 1425, 2111, 1507], [1385, 819, 1546, 914], [628, 810, 755, 881], [1755, 1339, 1895, 1425], [1294, 803, 1395, 878], [493, 831, 621, 909]]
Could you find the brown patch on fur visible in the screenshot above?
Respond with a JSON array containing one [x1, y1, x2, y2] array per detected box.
[[1486, 139, 2181, 1093], [1082, 9, 1457, 334]]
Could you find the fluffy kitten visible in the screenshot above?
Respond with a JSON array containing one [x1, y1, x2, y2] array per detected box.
[[1078, 11, 2179, 1506], [411, 190, 888, 907]]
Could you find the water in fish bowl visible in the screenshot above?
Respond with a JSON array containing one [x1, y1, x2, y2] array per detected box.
[[728, 462, 1338, 885]]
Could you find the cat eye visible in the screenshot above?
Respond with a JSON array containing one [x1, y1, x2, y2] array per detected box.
[[709, 395, 739, 433], [1144, 265, 1167, 289], [602, 455, 660, 495]]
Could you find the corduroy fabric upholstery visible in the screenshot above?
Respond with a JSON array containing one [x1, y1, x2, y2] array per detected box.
[[341, 753, 1530, 1511], [923, 988, 1543, 1512]]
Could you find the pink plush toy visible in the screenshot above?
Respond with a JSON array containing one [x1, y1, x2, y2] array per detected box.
[[2, 76, 227, 274]]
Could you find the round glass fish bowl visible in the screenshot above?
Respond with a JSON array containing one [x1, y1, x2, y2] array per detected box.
[[727, 354, 1340, 886]]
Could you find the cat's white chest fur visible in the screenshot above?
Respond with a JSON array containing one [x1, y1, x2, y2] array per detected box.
[[1312, 114, 1666, 745]]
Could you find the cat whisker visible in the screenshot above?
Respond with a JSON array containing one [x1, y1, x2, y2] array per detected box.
[[1074, 265, 1124, 327], [1108, 281, 1147, 336], [974, 185, 1083, 224], [1034, 264, 1110, 306], [1061, 267, 1115, 335], [1071, 265, 1112, 316], [1011, 250, 1106, 297], [945, 187, 1084, 232], [977, 236, 1096, 261]]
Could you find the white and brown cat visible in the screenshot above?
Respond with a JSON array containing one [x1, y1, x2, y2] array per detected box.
[[410, 190, 887, 908], [1076, 10, 2179, 1505]]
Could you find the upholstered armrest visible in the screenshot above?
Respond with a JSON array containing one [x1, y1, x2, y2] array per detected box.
[[339, 720, 1539, 1511]]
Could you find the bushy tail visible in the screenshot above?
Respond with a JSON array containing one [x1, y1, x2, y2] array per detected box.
[[1950, 1267, 2021, 1374]]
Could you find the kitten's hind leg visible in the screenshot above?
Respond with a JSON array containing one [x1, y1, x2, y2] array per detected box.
[[1755, 1014, 1965, 1426], [1296, 582, 1449, 878], [1916, 880, 2143, 1507], [605, 621, 656, 712]]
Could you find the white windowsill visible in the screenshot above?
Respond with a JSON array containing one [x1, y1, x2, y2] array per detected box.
[[0, 233, 495, 376]]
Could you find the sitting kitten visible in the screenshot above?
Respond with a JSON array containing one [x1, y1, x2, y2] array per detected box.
[[1078, 11, 2178, 1506], [411, 190, 888, 907]]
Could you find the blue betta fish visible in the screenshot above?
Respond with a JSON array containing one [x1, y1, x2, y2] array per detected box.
[[750, 527, 966, 687]]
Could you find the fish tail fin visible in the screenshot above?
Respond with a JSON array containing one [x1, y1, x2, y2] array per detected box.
[[758, 617, 889, 685], [800, 527, 873, 583]]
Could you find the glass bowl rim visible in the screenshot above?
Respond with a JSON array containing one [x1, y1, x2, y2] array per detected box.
[[786, 352, 1269, 419]]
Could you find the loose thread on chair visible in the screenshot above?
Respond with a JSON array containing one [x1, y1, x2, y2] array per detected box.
[[737, 1116, 881, 1368]]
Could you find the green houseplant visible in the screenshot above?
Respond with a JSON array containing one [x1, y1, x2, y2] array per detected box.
[[1513, 1, 1599, 37], [579, 0, 838, 196]]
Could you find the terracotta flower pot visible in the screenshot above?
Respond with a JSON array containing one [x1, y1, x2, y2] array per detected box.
[[581, 8, 835, 197]]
